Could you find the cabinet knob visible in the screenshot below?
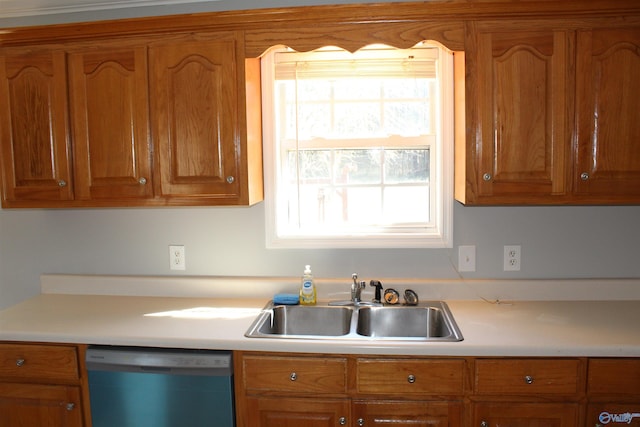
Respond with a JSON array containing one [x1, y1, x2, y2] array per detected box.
[[482, 173, 492, 181], [15, 358, 25, 367], [524, 375, 534, 384], [138, 177, 147, 185], [57, 180, 67, 187], [357, 418, 364, 426], [339, 417, 347, 425], [65, 403, 75, 411], [480, 421, 489, 427], [226, 176, 235, 184], [580, 172, 590, 181], [289, 372, 297, 381], [407, 374, 416, 384]]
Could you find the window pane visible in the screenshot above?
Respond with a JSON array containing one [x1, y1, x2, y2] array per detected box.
[[383, 186, 430, 223], [385, 149, 430, 183], [336, 150, 381, 185]]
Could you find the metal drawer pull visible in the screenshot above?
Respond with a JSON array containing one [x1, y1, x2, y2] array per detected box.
[[407, 374, 416, 383], [483, 173, 492, 181], [16, 358, 25, 367], [480, 421, 489, 427], [339, 417, 347, 425], [524, 375, 534, 384], [58, 180, 67, 187], [357, 418, 364, 426], [289, 372, 297, 381], [226, 176, 235, 184], [580, 172, 590, 181], [138, 177, 147, 185], [66, 403, 75, 411]]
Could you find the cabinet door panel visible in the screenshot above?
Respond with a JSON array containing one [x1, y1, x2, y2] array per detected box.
[[575, 27, 640, 200], [0, 382, 83, 427], [0, 49, 72, 204], [150, 37, 240, 201], [466, 24, 570, 203], [68, 46, 152, 200], [473, 402, 579, 427], [353, 400, 462, 427], [246, 396, 349, 427]]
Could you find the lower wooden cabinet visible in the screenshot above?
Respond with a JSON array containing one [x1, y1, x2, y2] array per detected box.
[[0, 382, 83, 427], [246, 396, 350, 427], [0, 343, 89, 427], [472, 402, 579, 427], [354, 400, 463, 427]]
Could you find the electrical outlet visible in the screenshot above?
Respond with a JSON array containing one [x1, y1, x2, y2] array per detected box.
[[169, 245, 186, 270], [458, 245, 476, 272], [503, 245, 521, 271]]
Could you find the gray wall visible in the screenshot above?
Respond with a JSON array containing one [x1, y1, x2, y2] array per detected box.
[[1, 203, 639, 308], [1, 1, 639, 309]]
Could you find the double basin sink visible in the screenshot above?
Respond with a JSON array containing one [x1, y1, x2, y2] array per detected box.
[[245, 301, 463, 342]]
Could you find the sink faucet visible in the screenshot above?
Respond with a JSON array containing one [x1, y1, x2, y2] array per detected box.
[[351, 273, 366, 304]]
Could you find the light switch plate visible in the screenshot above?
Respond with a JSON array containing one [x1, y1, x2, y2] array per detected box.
[[458, 245, 476, 272]]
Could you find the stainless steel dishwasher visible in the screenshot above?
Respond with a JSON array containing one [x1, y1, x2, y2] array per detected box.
[[86, 346, 234, 427]]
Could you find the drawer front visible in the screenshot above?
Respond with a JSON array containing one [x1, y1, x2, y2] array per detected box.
[[0, 344, 79, 381], [475, 358, 581, 395], [243, 355, 347, 394], [588, 358, 640, 395], [356, 358, 465, 395]]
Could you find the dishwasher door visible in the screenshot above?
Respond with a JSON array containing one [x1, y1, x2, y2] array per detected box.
[[86, 346, 234, 427]]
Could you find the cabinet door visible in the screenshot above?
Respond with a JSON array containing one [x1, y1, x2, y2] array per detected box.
[[245, 396, 350, 427], [68, 46, 152, 201], [0, 382, 83, 427], [575, 27, 640, 201], [465, 23, 570, 204], [0, 49, 73, 205], [353, 400, 462, 427], [149, 36, 241, 203], [473, 402, 579, 427]]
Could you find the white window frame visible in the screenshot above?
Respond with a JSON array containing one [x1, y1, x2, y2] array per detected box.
[[261, 43, 454, 249]]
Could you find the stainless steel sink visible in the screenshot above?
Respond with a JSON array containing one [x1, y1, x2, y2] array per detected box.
[[244, 301, 463, 342], [356, 305, 462, 340], [246, 305, 353, 337]]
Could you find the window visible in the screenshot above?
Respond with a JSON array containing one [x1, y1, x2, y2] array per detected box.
[[262, 43, 454, 248]]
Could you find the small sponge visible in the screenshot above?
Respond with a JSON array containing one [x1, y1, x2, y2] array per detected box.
[[273, 293, 300, 305]]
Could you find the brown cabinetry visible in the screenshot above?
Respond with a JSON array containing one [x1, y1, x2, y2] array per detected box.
[[586, 358, 640, 427], [0, 343, 87, 427], [574, 27, 640, 202], [471, 358, 584, 427], [68, 44, 153, 202], [149, 34, 261, 205], [0, 48, 73, 203], [0, 33, 262, 208], [459, 20, 640, 205], [235, 352, 465, 427], [462, 23, 571, 204]]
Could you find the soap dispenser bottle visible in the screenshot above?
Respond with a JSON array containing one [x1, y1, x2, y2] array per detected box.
[[299, 265, 316, 305]]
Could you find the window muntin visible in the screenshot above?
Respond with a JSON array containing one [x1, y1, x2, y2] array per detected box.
[[263, 43, 453, 248]]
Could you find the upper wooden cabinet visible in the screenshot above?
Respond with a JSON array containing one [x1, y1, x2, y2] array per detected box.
[[68, 44, 153, 202], [461, 23, 571, 204], [459, 19, 640, 205], [149, 35, 246, 204], [0, 33, 263, 208], [0, 49, 73, 203], [574, 27, 640, 202]]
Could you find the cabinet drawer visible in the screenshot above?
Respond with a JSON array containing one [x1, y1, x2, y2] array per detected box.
[[242, 355, 347, 394], [588, 358, 640, 395], [356, 358, 465, 395], [475, 359, 581, 395], [0, 344, 79, 381]]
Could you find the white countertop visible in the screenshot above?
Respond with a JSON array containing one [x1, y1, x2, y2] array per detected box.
[[1, 291, 639, 357]]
